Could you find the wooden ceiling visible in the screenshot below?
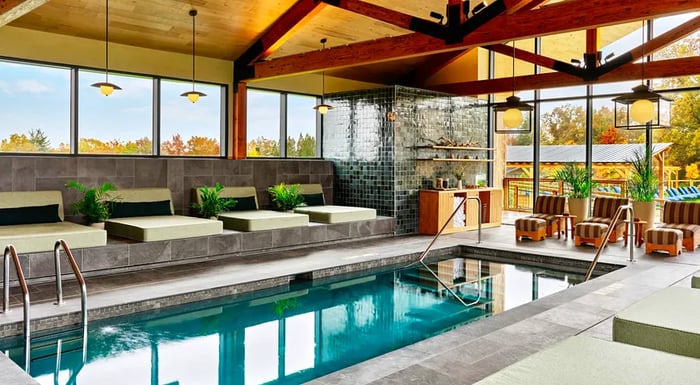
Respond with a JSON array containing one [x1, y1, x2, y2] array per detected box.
[[3, 0, 700, 94]]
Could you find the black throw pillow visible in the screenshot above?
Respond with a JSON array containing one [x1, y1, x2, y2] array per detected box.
[[302, 193, 325, 206], [110, 200, 172, 218], [0, 204, 61, 226], [229, 196, 258, 211]]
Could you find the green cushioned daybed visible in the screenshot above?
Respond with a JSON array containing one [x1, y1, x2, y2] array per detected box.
[[474, 335, 700, 385], [0, 190, 106, 253], [294, 184, 376, 224], [693, 271, 700, 289], [104, 188, 222, 242], [193, 186, 308, 232], [613, 286, 700, 358]]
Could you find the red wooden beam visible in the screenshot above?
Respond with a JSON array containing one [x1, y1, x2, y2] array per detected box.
[[235, 0, 326, 65], [250, 0, 700, 79]]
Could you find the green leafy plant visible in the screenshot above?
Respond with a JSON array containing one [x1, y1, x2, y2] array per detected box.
[[627, 148, 658, 202], [553, 162, 594, 199], [65, 181, 117, 224], [453, 166, 465, 181], [268, 182, 304, 211], [192, 183, 236, 218]]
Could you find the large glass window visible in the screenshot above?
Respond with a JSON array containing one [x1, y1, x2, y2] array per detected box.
[[247, 89, 281, 157], [161, 80, 222, 156], [0, 60, 70, 153], [247, 88, 320, 158], [78, 70, 153, 155], [286, 94, 318, 157]]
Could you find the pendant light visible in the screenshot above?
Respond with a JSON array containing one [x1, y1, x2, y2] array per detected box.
[[91, 0, 121, 96], [313, 38, 333, 114], [181, 9, 206, 103], [493, 40, 532, 133], [612, 21, 671, 129]]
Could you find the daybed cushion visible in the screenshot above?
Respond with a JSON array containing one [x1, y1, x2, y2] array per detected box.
[[193, 186, 309, 231], [0, 222, 107, 253], [218, 211, 309, 232], [105, 215, 223, 242], [613, 286, 700, 358], [0, 190, 106, 253], [294, 205, 376, 224], [104, 188, 222, 241], [473, 335, 700, 385], [295, 184, 377, 223]]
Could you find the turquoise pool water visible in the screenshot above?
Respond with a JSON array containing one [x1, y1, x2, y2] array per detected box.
[[2, 256, 585, 385]]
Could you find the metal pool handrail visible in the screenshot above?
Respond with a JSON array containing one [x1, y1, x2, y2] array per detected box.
[[417, 195, 481, 264], [584, 204, 635, 282], [54, 240, 88, 334], [3, 244, 31, 371]]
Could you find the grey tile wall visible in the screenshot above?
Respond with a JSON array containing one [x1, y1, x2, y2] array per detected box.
[[0, 156, 334, 218], [323, 85, 488, 234]]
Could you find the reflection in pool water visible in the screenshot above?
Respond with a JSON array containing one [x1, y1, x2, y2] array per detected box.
[[2, 257, 584, 385]]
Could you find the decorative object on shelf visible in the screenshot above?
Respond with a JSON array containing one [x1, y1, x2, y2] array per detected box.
[[181, 9, 207, 103], [386, 111, 397, 121], [91, 0, 121, 96], [313, 38, 333, 115], [436, 178, 443, 189], [612, 21, 671, 129], [65, 181, 117, 224], [192, 182, 237, 218], [442, 179, 449, 189], [453, 167, 464, 190], [493, 41, 533, 133]]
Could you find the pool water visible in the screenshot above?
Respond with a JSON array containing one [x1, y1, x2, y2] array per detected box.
[[2, 256, 585, 385]]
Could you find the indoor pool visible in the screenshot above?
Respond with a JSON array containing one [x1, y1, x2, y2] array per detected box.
[[1, 256, 587, 385]]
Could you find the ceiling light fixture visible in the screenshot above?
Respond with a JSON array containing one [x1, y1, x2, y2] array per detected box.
[[493, 41, 533, 134], [612, 21, 671, 129], [91, 0, 121, 96], [181, 9, 206, 103], [313, 38, 333, 115]]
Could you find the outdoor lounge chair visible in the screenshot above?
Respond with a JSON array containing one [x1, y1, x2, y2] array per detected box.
[[522, 195, 567, 237], [294, 184, 376, 223], [194, 186, 309, 231], [104, 188, 222, 242], [581, 197, 629, 243]]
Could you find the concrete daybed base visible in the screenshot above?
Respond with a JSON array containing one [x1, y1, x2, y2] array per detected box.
[[104, 188, 222, 242], [294, 184, 376, 224], [474, 335, 700, 385], [193, 186, 308, 232], [0, 190, 106, 253], [613, 286, 700, 358]]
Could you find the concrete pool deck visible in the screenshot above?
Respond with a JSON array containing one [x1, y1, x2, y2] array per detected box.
[[2, 224, 699, 384]]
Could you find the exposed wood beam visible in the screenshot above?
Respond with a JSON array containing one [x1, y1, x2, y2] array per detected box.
[[503, 0, 545, 14], [627, 14, 700, 61], [485, 44, 581, 76], [235, 0, 326, 66], [433, 57, 700, 95], [250, 0, 699, 80], [407, 49, 476, 86], [0, 0, 48, 27], [322, 0, 416, 30]]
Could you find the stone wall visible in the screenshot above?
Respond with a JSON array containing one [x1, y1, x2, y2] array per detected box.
[[0, 156, 334, 219]]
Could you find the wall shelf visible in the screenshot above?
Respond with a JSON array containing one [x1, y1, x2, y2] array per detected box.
[[417, 145, 495, 151], [417, 158, 495, 162]]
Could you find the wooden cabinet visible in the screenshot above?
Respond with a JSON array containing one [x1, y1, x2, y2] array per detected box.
[[418, 188, 502, 235]]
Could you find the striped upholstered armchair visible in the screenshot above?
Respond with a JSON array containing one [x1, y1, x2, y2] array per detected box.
[[527, 195, 567, 237], [582, 197, 629, 242], [658, 201, 700, 252]]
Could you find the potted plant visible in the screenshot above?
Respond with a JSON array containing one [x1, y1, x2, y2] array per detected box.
[[192, 182, 236, 219], [627, 148, 658, 232], [553, 162, 594, 224], [268, 182, 304, 211], [65, 181, 117, 225]]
